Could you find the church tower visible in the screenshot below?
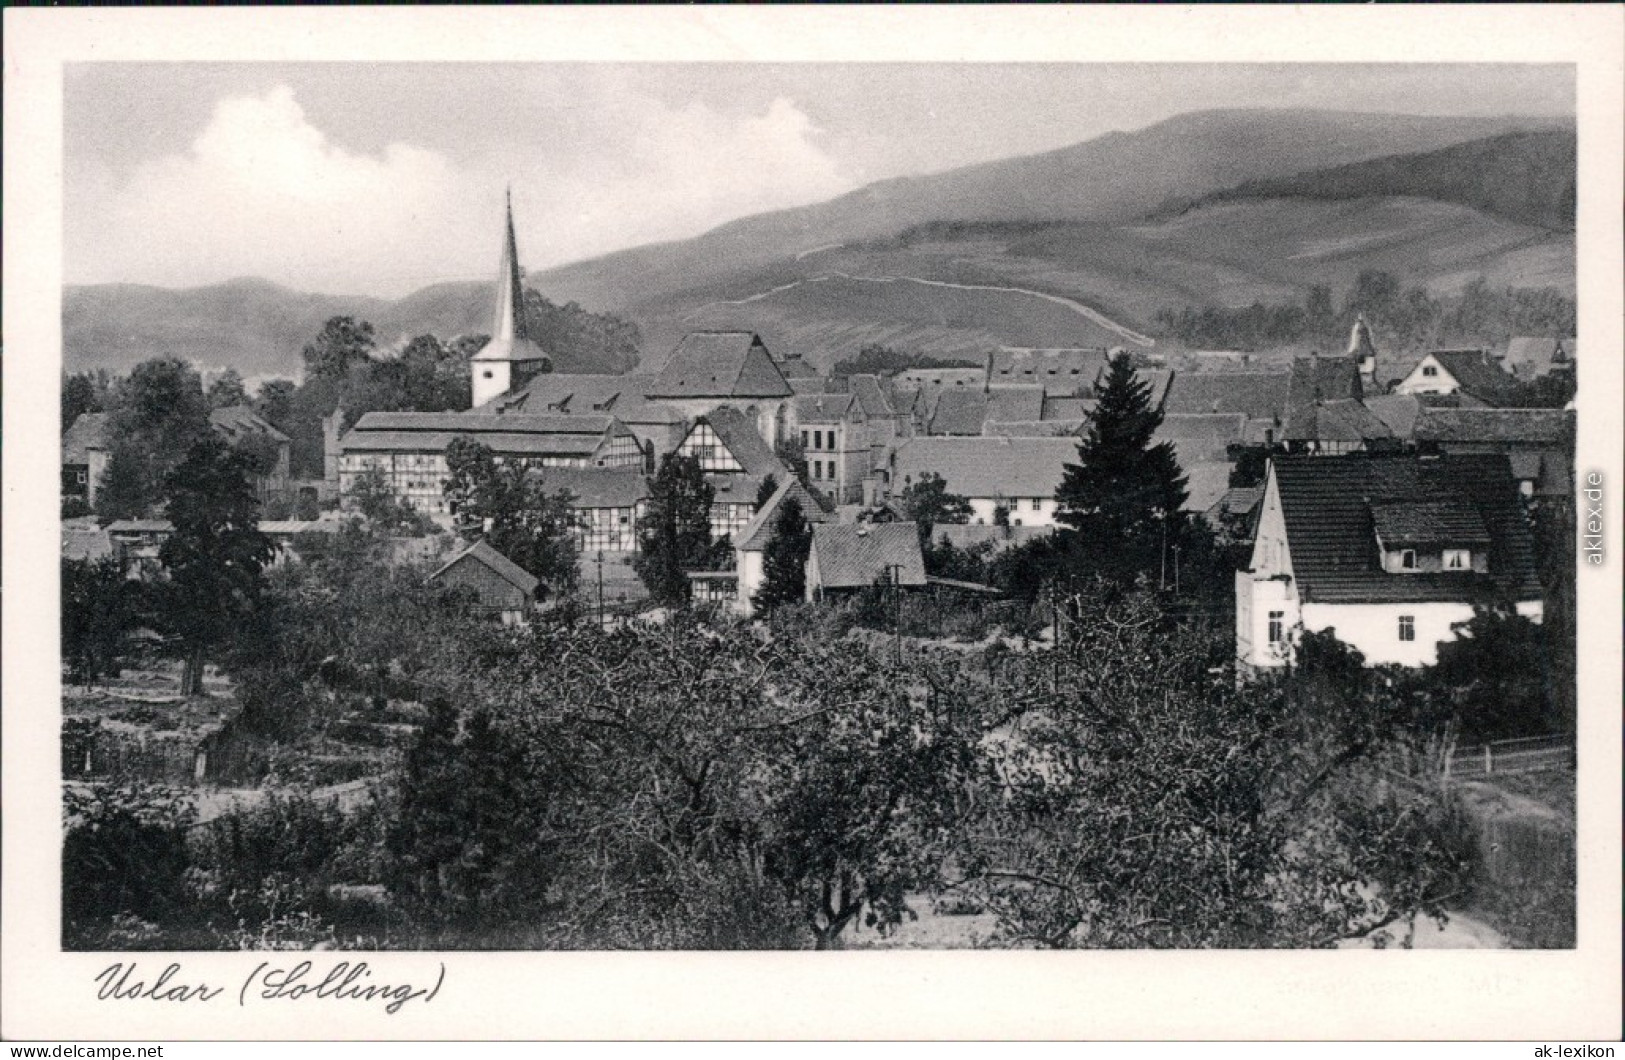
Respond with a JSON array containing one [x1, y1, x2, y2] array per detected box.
[[471, 190, 552, 409], [1347, 314, 1379, 386]]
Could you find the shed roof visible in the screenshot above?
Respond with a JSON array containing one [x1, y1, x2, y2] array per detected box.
[[1271, 454, 1540, 605], [810, 522, 927, 590]]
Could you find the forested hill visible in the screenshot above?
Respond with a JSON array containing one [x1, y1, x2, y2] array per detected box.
[[1181, 128, 1576, 233]]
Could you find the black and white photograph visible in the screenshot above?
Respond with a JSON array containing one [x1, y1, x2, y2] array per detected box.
[[5, 4, 1622, 1043]]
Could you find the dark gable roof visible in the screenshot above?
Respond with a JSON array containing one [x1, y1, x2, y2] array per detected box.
[[649, 332, 792, 399], [811, 523, 927, 589], [848, 375, 895, 419], [698, 406, 785, 476], [1271, 454, 1541, 605], [62, 412, 112, 463], [732, 476, 832, 551], [1163, 371, 1290, 421], [1413, 408, 1574, 445], [430, 540, 539, 597], [1362, 395, 1425, 440], [531, 467, 650, 509], [1428, 350, 1520, 404], [210, 405, 290, 444], [928, 389, 990, 436], [1286, 356, 1363, 436]]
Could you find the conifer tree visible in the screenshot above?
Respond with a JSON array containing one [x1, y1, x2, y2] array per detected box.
[[633, 453, 719, 606], [1055, 354, 1188, 583], [754, 497, 810, 612]]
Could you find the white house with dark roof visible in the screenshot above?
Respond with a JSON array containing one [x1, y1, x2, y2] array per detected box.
[[645, 331, 794, 445], [730, 477, 833, 615], [805, 522, 927, 602], [1394, 350, 1519, 406], [672, 406, 791, 541], [1236, 454, 1543, 670], [890, 436, 1078, 527]]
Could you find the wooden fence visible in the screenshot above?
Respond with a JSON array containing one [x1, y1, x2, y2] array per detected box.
[[1444, 734, 1574, 779]]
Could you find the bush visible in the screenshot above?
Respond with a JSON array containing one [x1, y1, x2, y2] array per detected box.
[[63, 785, 196, 948]]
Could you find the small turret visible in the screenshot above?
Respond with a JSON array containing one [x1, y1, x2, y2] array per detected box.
[[1348, 315, 1379, 384]]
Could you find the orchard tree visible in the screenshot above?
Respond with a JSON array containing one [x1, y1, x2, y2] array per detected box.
[[442, 438, 579, 597], [62, 557, 140, 686], [157, 436, 274, 696], [98, 357, 212, 519], [753, 496, 810, 612], [633, 453, 719, 606], [898, 472, 972, 544], [1055, 354, 1189, 584]]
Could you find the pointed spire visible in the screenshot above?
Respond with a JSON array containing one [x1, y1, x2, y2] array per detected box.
[[492, 185, 527, 343]]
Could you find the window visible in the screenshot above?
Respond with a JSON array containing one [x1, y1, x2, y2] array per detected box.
[[801, 430, 809, 449], [826, 461, 836, 481], [76, 470, 88, 484], [1399, 549, 1417, 570], [1030, 498, 1042, 511], [1443, 549, 1470, 569], [1421, 365, 1438, 378], [811, 462, 821, 480], [1398, 615, 1415, 642], [1267, 611, 1285, 645], [482, 369, 494, 379]]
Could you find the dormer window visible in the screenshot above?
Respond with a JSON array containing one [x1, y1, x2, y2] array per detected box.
[[1444, 549, 1470, 570], [1399, 549, 1417, 570]]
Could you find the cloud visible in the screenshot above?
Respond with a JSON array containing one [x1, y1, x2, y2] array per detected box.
[[67, 84, 855, 297]]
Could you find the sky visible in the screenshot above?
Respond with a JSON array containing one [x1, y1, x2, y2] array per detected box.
[[63, 63, 1574, 298]]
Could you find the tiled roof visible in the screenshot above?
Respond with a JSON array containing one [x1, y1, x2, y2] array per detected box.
[[984, 420, 1085, 438], [1041, 396, 1096, 421], [848, 375, 895, 419], [774, 350, 821, 380], [893, 436, 1079, 500], [986, 386, 1046, 422], [732, 476, 832, 551], [648, 332, 792, 399], [927, 390, 990, 435], [987, 348, 1109, 390], [1271, 454, 1541, 605], [1361, 395, 1425, 440], [430, 540, 539, 596], [895, 367, 986, 390], [1413, 408, 1574, 445], [1206, 486, 1264, 521], [794, 392, 856, 424], [1137, 368, 1175, 410], [809, 522, 927, 590], [531, 467, 650, 509], [788, 376, 837, 395], [1163, 372, 1290, 420], [1427, 350, 1520, 404], [62, 529, 115, 562], [1182, 462, 1235, 514], [1154, 413, 1245, 462], [1285, 356, 1363, 436], [342, 412, 631, 456], [1370, 500, 1491, 547], [62, 412, 111, 463], [483, 373, 683, 424], [699, 406, 785, 477], [1287, 399, 1394, 444], [210, 405, 290, 444]]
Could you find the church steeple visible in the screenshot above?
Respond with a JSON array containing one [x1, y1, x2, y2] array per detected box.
[[471, 187, 552, 409], [1348, 314, 1379, 383]]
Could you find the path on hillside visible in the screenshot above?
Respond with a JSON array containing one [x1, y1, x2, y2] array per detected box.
[[686, 270, 1157, 348]]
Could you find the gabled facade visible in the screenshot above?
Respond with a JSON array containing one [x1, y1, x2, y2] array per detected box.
[[1394, 350, 1518, 406], [672, 407, 789, 542], [1236, 454, 1543, 670], [646, 331, 794, 444], [730, 477, 832, 616], [429, 540, 539, 624]]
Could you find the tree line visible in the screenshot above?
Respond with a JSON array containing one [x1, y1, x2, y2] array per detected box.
[[1152, 271, 1576, 355]]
